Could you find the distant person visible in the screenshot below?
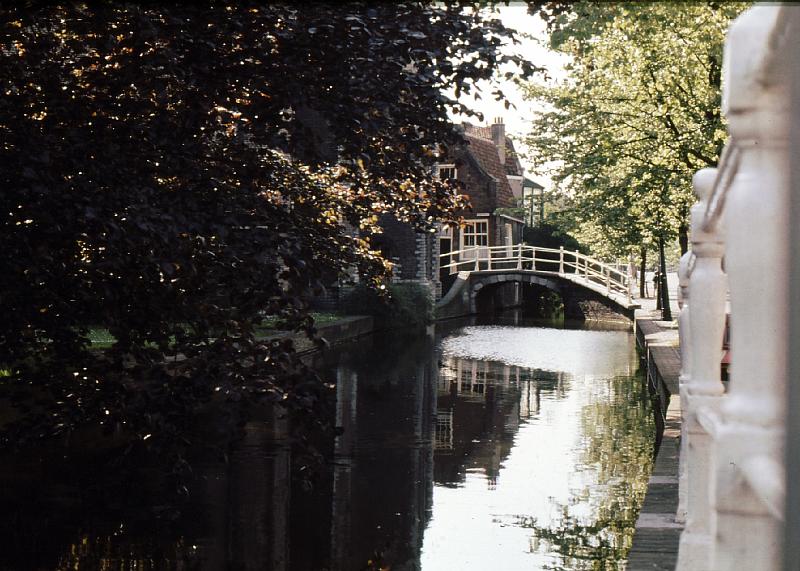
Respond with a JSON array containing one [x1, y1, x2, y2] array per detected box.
[[653, 270, 661, 307]]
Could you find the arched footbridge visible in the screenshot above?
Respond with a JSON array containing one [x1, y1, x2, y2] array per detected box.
[[436, 244, 640, 321]]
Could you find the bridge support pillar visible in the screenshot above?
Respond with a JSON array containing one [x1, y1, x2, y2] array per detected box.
[[561, 282, 633, 323]]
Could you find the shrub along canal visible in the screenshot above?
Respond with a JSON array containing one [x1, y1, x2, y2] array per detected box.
[[0, 311, 655, 571]]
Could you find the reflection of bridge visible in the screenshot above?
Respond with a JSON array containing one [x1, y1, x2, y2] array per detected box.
[[436, 244, 640, 320]]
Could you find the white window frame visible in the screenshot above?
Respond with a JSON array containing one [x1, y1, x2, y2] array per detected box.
[[460, 219, 489, 261], [436, 163, 457, 181]]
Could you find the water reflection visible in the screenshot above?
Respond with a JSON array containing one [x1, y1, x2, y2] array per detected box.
[[320, 332, 436, 571], [434, 356, 556, 488], [421, 321, 652, 571], [0, 314, 654, 571]]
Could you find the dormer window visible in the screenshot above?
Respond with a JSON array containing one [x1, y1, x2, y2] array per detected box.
[[436, 163, 457, 181]]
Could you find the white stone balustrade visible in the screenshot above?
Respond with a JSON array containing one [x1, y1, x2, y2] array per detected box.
[[677, 169, 727, 571], [676, 250, 693, 525], [707, 6, 790, 570], [675, 5, 793, 570]]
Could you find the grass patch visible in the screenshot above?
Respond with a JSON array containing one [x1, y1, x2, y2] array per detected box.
[[254, 311, 343, 337], [88, 328, 116, 349], [309, 311, 344, 326]]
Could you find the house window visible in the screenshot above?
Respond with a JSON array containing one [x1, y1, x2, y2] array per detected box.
[[473, 366, 486, 395], [436, 163, 457, 181], [459, 363, 472, 393], [461, 220, 488, 249], [435, 409, 454, 450]]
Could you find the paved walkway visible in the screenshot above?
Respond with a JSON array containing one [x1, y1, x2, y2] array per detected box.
[[626, 272, 682, 570]]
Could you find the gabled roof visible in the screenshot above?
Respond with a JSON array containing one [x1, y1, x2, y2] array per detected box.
[[523, 177, 544, 190], [463, 133, 515, 209]]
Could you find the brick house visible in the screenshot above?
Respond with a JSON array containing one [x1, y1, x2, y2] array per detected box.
[[437, 118, 526, 285], [362, 118, 527, 304]]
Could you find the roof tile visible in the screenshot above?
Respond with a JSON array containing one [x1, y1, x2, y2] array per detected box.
[[463, 133, 515, 209]]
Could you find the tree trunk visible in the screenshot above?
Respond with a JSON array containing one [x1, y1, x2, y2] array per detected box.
[[639, 247, 647, 298], [656, 271, 661, 310], [659, 237, 672, 320], [678, 223, 689, 255]]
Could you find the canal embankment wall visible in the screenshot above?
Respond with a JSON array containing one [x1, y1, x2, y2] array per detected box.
[[627, 309, 683, 571], [267, 315, 374, 354]]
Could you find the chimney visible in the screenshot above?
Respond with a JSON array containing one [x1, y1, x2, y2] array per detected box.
[[491, 117, 506, 166]]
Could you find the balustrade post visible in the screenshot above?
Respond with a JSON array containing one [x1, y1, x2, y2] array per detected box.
[[532, 247, 537, 271], [559, 246, 564, 274], [676, 251, 693, 524], [704, 8, 790, 570], [605, 266, 611, 294], [517, 244, 522, 270], [574, 250, 579, 277], [677, 169, 727, 571]]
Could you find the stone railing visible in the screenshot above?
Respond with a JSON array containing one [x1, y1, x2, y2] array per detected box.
[[676, 5, 793, 570]]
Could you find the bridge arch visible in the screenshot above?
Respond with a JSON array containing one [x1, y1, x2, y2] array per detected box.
[[471, 273, 563, 315], [436, 268, 637, 323]]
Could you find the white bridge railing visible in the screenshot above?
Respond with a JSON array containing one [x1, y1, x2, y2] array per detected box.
[[440, 244, 635, 303], [676, 5, 793, 571]]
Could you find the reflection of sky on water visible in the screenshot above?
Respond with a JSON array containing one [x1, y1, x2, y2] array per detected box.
[[423, 324, 649, 570], [440, 325, 637, 378]]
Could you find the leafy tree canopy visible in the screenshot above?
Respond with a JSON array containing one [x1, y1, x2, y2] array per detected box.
[[0, 3, 538, 448], [523, 1, 748, 258]]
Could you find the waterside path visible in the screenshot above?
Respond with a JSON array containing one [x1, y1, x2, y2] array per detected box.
[[628, 302, 682, 571]]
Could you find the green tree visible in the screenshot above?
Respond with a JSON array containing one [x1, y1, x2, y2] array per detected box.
[[523, 2, 748, 261], [0, 3, 537, 448]]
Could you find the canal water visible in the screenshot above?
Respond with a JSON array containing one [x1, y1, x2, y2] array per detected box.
[[0, 312, 655, 571]]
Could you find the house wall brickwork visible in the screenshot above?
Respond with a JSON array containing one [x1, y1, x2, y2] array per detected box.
[[372, 214, 440, 301], [376, 215, 418, 281]]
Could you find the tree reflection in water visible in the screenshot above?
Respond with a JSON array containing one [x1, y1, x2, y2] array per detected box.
[[516, 372, 654, 570]]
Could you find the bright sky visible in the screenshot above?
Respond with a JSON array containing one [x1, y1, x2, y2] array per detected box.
[[447, 5, 571, 190]]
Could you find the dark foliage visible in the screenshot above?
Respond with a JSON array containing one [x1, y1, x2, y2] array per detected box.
[[523, 223, 583, 252], [0, 3, 539, 448], [342, 283, 433, 329]]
